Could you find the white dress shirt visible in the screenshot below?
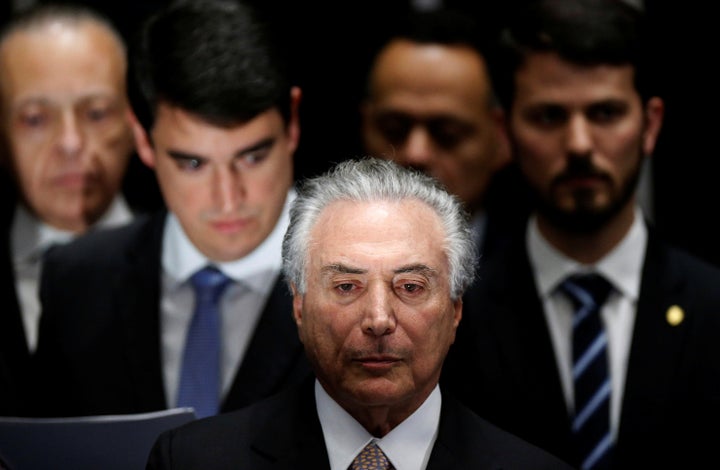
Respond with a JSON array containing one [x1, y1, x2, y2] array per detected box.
[[527, 206, 647, 439], [316, 380, 440, 470], [11, 196, 133, 352], [161, 189, 295, 408]]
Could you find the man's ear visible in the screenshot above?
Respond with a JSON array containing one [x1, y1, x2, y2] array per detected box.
[[286, 86, 302, 156], [642, 96, 665, 157], [450, 298, 463, 344], [126, 109, 156, 169], [290, 283, 303, 326], [290, 283, 305, 344]]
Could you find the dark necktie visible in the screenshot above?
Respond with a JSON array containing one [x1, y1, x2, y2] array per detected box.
[[559, 273, 614, 470], [176, 266, 231, 419], [349, 442, 394, 470]]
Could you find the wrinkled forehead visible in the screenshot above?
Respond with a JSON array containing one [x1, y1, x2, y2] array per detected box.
[[310, 199, 446, 253]]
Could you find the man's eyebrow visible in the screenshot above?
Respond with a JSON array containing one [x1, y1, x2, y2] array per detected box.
[[586, 99, 628, 108], [165, 136, 276, 162], [321, 263, 366, 275], [395, 264, 437, 278], [319, 263, 438, 277], [167, 149, 205, 161], [14, 93, 116, 110]]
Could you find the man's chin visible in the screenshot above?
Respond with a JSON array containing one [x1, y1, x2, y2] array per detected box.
[[541, 207, 615, 234]]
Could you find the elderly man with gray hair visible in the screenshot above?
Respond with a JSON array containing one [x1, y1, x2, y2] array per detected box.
[[146, 158, 572, 470]]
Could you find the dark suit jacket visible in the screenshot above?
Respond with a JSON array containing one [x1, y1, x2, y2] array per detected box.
[[0, 180, 28, 416], [146, 379, 574, 469], [442, 227, 720, 468], [0, 256, 26, 417], [31, 211, 311, 417]]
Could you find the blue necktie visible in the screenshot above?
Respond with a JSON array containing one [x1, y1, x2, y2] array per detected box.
[[177, 266, 231, 419], [560, 273, 614, 470]]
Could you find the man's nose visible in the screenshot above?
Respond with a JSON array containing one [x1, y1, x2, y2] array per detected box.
[[400, 126, 435, 167], [213, 166, 244, 213], [361, 283, 397, 337], [56, 111, 84, 158], [565, 115, 593, 158]]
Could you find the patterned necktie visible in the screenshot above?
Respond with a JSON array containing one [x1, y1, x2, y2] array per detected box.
[[177, 266, 232, 419], [559, 273, 614, 470], [349, 442, 394, 470]]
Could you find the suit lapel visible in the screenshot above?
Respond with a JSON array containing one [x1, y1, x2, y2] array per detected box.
[[222, 276, 309, 411], [0, 220, 29, 413], [618, 233, 691, 442], [115, 212, 167, 410], [0, 224, 26, 362], [251, 379, 330, 469], [466, 240, 572, 458], [489, 244, 569, 419]]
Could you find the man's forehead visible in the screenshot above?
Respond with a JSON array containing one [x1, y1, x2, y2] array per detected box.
[[0, 39, 124, 111], [517, 53, 635, 83], [308, 199, 447, 263], [0, 20, 125, 80], [515, 56, 638, 102]]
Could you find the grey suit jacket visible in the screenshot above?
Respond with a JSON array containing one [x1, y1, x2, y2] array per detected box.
[[146, 379, 574, 469], [31, 211, 311, 417], [442, 227, 720, 468]]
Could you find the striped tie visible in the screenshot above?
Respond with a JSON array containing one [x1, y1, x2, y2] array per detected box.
[[560, 273, 614, 470]]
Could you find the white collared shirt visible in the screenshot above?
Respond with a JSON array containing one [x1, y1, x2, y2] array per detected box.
[[161, 189, 295, 407], [527, 206, 647, 439], [316, 379, 440, 470], [11, 196, 133, 352]]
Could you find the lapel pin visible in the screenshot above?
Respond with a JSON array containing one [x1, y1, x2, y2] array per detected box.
[[666, 305, 684, 326]]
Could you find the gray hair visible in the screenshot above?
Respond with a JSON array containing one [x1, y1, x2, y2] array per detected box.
[[282, 158, 478, 300]]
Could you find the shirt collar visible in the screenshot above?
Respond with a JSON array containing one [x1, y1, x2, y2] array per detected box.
[[11, 196, 132, 264], [317, 379, 441, 470], [162, 189, 295, 294], [528, 206, 647, 301]]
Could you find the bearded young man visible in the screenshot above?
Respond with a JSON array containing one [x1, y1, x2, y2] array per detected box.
[[441, 1, 720, 469]]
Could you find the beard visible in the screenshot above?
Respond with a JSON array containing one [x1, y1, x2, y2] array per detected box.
[[529, 149, 644, 235]]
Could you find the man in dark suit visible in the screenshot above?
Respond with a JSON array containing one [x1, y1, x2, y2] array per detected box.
[[0, 4, 138, 418], [441, 0, 720, 468], [31, 0, 310, 418], [146, 158, 573, 469]]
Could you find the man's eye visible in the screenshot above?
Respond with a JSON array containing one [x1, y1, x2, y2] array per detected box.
[[525, 106, 567, 127], [19, 112, 49, 129], [86, 108, 110, 122], [587, 103, 626, 124], [239, 150, 269, 166], [427, 121, 471, 149], [398, 282, 425, 295], [177, 158, 203, 171], [374, 115, 412, 146], [336, 283, 355, 293]]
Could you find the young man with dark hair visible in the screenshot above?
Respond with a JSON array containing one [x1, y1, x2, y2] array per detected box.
[[32, 0, 310, 418]]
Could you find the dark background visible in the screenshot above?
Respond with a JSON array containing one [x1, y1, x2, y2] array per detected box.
[[3, 0, 719, 267]]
